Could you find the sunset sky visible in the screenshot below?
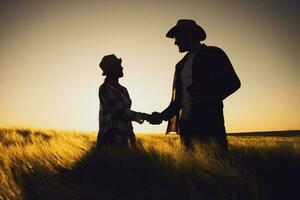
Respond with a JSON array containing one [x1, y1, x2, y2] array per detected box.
[[1, 0, 299, 133]]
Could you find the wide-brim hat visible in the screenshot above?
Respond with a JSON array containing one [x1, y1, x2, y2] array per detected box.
[[99, 54, 122, 75], [166, 19, 206, 41]]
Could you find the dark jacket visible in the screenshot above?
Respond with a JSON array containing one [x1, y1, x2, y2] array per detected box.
[[161, 44, 241, 135]]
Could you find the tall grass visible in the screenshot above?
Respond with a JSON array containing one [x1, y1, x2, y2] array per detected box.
[[0, 128, 299, 200], [0, 128, 94, 199]]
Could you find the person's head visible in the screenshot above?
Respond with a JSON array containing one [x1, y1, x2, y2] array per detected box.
[[166, 19, 206, 52], [99, 54, 123, 78]]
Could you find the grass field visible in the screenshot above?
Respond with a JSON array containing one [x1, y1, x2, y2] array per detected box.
[[0, 128, 299, 200]]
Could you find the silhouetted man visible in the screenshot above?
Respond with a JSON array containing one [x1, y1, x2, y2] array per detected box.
[[148, 19, 241, 150]]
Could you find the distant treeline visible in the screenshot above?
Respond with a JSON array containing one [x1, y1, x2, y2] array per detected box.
[[228, 130, 300, 137]]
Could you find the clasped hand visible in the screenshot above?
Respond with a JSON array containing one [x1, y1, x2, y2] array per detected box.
[[135, 112, 163, 125]]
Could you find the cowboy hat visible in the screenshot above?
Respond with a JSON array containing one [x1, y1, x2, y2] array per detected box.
[[166, 19, 206, 41]]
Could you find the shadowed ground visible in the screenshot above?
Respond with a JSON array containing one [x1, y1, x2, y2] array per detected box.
[[0, 129, 299, 200]]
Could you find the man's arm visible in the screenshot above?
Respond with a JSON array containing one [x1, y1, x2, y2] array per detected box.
[[186, 48, 240, 103], [148, 98, 181, 124], [161, 99, 181, 120], [212, 48, 241, 100]]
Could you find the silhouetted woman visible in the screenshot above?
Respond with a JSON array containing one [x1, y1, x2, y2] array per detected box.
[[97, 54, 148, 148]]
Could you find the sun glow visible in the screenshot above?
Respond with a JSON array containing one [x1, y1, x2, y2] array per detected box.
[[0, 1, 299, 132]]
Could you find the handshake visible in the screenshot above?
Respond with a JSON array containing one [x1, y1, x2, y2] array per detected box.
[[135, 112, 164, 125]]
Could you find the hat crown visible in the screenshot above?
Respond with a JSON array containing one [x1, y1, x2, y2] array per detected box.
[[99, 54, 122, 75], [100, 54, 119, 68], [176, 19, 197, 27]]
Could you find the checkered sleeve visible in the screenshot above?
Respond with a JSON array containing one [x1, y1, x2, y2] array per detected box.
[[100, 86, 138, 121]]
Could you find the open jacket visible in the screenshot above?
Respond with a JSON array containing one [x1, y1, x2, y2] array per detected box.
[[161, 44, 241, 134]]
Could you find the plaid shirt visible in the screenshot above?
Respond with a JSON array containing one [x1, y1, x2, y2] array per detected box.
[[98, 81, 137, 144]]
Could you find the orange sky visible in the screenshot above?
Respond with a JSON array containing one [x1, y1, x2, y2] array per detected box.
[[1, 0, 299, 133]]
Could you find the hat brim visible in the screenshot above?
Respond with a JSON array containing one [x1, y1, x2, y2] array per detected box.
[[166, 26, 206, 41]]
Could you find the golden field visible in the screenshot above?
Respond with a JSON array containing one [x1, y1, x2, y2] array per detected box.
[[0, 128, 299, 200]]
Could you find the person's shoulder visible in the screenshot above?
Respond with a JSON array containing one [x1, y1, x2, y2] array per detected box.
[[205, 45, 225, 55], [99, 83, 106, 91], [202, 45, 228, 61], [99, 82, 111, 94], [119, 84, 129, 93], [98, 83, 105, 95]]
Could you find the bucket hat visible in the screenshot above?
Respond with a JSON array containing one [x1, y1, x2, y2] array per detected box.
[[99, 54, 122, 75]]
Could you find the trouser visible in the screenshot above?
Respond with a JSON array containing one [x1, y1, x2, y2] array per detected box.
[[179, 119, 228, 150]]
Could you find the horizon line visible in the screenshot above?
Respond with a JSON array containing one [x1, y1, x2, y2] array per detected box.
[[0, 125, 299, 135]]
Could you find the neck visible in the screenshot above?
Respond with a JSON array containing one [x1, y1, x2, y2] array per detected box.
[[189, 42, 202, 53], [105, 76, 119, 85]]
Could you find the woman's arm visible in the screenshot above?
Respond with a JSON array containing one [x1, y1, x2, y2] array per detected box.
[[100, 86, 146, 123]]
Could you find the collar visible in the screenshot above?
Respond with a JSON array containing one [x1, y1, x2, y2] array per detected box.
[[189, 43, 205, 54]]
